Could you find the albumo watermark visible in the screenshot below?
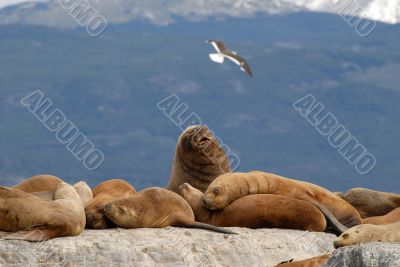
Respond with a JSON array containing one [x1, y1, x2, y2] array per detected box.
[[58, 0, 108, 37], [293, 94, 376, 175], [21, 90, 105, 171]]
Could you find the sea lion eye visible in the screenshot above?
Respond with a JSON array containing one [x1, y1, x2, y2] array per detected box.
[[342, 234, 349, 239], [118, 207, 125, 214]]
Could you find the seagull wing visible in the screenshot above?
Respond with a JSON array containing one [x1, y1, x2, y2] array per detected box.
[[225, 53, 253, 77], [206, 40, 227, 53]]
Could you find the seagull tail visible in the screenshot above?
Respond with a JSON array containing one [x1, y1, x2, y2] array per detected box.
[[209, 53, 225, 64]]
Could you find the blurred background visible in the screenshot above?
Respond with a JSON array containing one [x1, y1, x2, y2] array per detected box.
[[0, 0, 398, 192]]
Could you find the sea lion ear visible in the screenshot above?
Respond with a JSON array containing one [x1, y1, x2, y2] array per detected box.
[[213, 187, 221, 196]]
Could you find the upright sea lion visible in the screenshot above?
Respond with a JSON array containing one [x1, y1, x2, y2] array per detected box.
[[333, 221, 400, 248], [276, 254, 331, 267], [203, 171, 362, 228], [166, 125, 231, 193], [362, 207, 400, 225], [85, 179, 136, 229], [104, 187, 235, 234], [339, 188, 400, 218], [0, 182, 85, 241], [179, 183, 326, 232], [13, 174, 63, 192]]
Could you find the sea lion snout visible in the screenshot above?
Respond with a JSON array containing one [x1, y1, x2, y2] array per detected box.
[[202, 197, 213, 208], [333, 240, 342, 249]]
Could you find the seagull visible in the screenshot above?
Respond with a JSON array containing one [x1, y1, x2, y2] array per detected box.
[[205, 40, 253, 77]]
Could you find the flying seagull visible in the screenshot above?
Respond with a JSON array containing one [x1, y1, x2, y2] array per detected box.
[[205, 40, 253, 77]]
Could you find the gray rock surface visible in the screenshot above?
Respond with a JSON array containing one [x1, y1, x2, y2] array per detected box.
[[0, 228, 336, 267], [325, 242, 400, 267]]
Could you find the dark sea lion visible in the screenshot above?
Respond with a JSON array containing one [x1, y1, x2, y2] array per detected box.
[[179, 183, 327, 232], [333, 221, 400, 248], [85, 179, 136, 229], [104, 187, 235, 234], [166, 125, 231, 193], [340, 188, 400, 218], [0, 182, 85, 241], [203, 171, 362, 228]]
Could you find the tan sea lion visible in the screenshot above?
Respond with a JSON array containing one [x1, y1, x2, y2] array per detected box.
[[333, 221, 400, 248], [104, 187, 235, 234], [339, 188, 400, 218], [13, 175, 93, 207], [166, 125, 231, 193], [13, 174, 63, 192], [85, 179, 136, 229], [0, 182, 85, 241], [203, 171, 362, 228], [362, 207, 400, 225], [179, 183, 326, 232], [276, 254, 331, 267]]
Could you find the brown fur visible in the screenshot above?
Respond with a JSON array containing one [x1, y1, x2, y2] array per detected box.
[[276, 254, 331, 267], [167, 125, 231, 193], [13, 174, 63, 192], [340, 188, 400, 218], [104, 187, 235, 234], [179, 183, 326, 231], [13, 175, 93, 207], [85, 179, 136, 229], [0, 182, 85, 241], [334, 222, 400, 248], [203, 171, 362, 228], [362, 207, 400, 225]]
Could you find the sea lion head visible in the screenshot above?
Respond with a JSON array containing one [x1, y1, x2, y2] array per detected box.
[[178, 125, 229, 168], [73, 181, 93, 208], [104, 197, 140, 228], [333, 224, 378, 248], [85, 200, 115, 229], [202, 183, 229, 210], [179, 183, 204, 202]]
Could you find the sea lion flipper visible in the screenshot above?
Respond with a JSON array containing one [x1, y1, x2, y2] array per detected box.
[[183, 222, 238, 235], [314, 203, 348, 235], [3, 228, 59, 242]]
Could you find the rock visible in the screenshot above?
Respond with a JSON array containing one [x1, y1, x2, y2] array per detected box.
[[325, 242, 400, 267], [0, 228, 336, 267]]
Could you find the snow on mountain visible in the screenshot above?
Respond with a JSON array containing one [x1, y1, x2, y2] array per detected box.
[[0, 0, 398, 27]]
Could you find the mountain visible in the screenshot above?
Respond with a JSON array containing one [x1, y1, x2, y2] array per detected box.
[[0, 0, 399, 27]]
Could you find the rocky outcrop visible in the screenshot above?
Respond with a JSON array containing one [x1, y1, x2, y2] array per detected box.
[[0, 228, 336, 267], [326, 242, 400, 267], [2, 228, 398, 267]]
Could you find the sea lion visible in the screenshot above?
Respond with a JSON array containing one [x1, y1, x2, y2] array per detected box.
[[339, 188, 400, 218], [276, 254, 331, 267], [13, 174, 63, 192], [104, 187, 235, 234], [166, 125, 231, 193], [0, 182, 85, 241], [85, 179, 136, 229], [333, 221, 400, 248], [13, 175, 93, 207], [203, 171, 362, 228], [362, 207, 400, 225], [179, 183, 326, 232]]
